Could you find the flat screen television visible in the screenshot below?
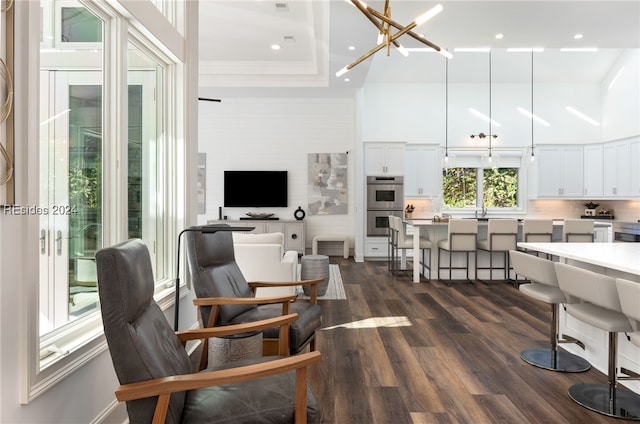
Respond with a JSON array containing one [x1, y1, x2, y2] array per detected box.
[[224, 170, 288, 208]]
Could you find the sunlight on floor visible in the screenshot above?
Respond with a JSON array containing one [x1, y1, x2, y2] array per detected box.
[[321, 316, 412, 330]]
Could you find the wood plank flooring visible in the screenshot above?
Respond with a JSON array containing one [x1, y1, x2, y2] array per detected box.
[[309, 258, 625, 424]]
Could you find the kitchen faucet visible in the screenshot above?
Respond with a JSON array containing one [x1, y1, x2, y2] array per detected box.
[[475, 205, 487, 218]]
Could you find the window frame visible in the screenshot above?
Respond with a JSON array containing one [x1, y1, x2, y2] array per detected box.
[[22, 0, 187, 403], [441, 150, 526, 215]]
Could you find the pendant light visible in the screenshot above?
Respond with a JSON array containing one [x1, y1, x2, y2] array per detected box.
[[470, 50, 498, 162]]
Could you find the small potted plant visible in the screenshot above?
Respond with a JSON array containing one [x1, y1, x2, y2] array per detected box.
[[583, 201, 599, 216]]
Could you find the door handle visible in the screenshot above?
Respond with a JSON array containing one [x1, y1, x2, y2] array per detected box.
[[56, 230, 62, 256], [40, 229, 46, 255]]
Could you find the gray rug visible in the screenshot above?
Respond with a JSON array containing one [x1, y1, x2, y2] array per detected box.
[[296, 264, 346, 300]]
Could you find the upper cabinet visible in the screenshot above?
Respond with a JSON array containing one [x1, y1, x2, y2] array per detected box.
[[603, 139, 637, 198], [365, 143, 405, 176], [536, 146, 584, 198], [583, 144, 603, 198], [404, 145, 440, 197], [630, 139, 640, 197]]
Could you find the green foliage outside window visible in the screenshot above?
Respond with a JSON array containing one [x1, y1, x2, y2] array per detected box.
[[443, 167, 518, 208], [443, 168, 477, 207], [483, 168, 518, 207]]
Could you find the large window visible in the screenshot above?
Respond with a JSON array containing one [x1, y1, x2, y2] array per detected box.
[[443, 166, 519, 209], [24, 0, 186, 403]]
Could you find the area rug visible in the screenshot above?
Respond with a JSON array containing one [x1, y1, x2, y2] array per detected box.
[[296, 264, 347, 300]]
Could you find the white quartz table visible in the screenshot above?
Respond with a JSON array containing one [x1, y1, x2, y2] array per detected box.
[[517, 242, 640, 280]]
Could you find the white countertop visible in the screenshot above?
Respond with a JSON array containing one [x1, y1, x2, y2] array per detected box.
[[517, 242, 640, 276]]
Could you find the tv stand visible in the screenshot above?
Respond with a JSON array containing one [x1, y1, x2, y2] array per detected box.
[[206, 219, 305, 255], [239, 217, 280, 220]]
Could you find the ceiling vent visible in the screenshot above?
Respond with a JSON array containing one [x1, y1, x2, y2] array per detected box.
[[283, 35, 296, 43], [275, 2, 289, 12]]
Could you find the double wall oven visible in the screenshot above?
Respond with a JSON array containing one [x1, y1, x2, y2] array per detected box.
[[612, 222, 640, 243], [366, 176, 404, 236]]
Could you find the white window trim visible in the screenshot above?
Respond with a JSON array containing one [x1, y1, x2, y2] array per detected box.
[[21, 0, 189, 403]]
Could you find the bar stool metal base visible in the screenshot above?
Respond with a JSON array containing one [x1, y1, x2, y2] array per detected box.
[[568, 383, 640, 420], [520, 348, 590, 372]]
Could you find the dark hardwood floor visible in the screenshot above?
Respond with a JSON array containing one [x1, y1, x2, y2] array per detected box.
[[309, 257, 624, 424]]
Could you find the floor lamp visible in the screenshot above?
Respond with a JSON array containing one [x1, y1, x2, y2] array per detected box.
[[174, 224, 254, 330]]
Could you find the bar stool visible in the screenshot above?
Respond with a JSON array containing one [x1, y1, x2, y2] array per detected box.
[[509, 250, 590, 372], [437, 219, 478, 284], [387, 215, 398, 272], [562, 219, 594, 242], [389, 216, 432, 279], [476, 219, 518, 283], [555, 263, 640, 420], [520, 219, 554, 259], [615, 278, 640, 385]]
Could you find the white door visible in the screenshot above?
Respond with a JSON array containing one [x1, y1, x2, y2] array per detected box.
[[39, 70, 156, 334]]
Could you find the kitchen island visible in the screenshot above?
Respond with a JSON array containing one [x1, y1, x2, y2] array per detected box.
[[403, 218, 613, 283], [517, 241, 640, 395]]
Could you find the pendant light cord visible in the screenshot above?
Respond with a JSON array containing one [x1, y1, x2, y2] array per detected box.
[[530, 51, 535, 157], [445, 51, 448, 158]]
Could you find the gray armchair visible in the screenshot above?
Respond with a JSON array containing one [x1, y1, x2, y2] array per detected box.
[[185, 227, 323, 357], [96, 239, 321, 424]]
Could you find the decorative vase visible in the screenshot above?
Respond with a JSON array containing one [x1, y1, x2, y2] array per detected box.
[[294, 206, 305, 220]]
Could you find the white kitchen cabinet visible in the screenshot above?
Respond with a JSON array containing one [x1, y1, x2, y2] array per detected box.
[[594, 225, 612, 243], [536, 146, 584, 197], [583, 144, 603, 197], [365, 143, 405, 175], [603, 141, 631, 197], [630, 139, 640, 196], [404, 145, 440, 197]]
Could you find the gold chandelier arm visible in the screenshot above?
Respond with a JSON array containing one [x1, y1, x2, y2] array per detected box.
[[367, 7, 445, 53], [341, 39, 392, 73], [350, 0, 385, 34]]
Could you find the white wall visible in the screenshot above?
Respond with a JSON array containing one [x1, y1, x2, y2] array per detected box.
[[362, 81, 602, 146], [601, 49, 640, 141], [197, 98, 357, 253]]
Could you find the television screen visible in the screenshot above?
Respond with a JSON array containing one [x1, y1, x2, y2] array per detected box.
[[224, 170, 288, 208]]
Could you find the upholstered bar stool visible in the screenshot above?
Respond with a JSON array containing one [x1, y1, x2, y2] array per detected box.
[[615, 278, 640, 392], [476, 219, 518, 283], [389, 216, 432, 279], [509, 250, 590, 372], [562, 219, 594, 242], [437, 219, 478, 284], [520, 219, 554, 259], [387, 215, 398, 272], [555, 263, 640, 420]]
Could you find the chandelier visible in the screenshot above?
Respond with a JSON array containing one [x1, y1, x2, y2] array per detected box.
[[336, 1, 452, 77]]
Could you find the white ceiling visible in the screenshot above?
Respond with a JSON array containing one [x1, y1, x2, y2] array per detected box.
[[198, 0, 640, 92]]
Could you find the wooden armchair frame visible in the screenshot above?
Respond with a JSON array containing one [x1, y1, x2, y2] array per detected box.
[[193, 277, 323, 364], [114, 313, 322, 424]]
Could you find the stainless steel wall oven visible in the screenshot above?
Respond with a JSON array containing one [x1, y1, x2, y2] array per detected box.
[[366, 176, 404, 236], [612, 222, 640, 243]]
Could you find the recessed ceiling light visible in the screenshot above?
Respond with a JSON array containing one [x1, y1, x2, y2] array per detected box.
[[271, 44, 281, 50], [574, 33, 583, 39], [344, 78, 350, 82], [495, 33, 504, 40], [348, 46, 356, 51]]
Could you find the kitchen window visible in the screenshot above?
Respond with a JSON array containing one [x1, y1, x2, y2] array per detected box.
[[442, 166, 520, 209]]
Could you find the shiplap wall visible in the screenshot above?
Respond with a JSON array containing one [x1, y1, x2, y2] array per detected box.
[[198, 98, 357, 255]]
